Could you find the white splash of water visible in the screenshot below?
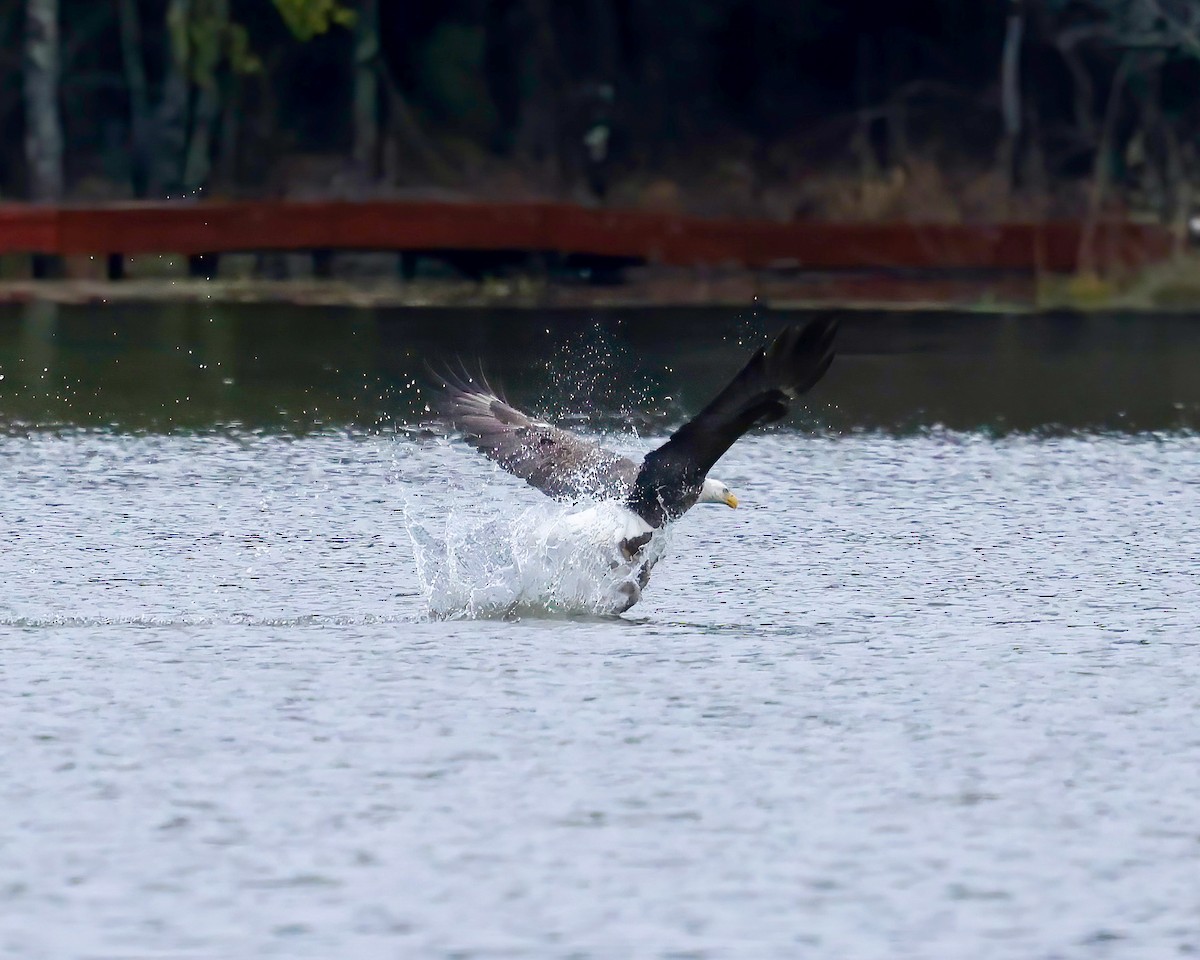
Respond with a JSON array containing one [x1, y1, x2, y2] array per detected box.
[[403, 497, 671, 620], [401, 324, 678, 619]]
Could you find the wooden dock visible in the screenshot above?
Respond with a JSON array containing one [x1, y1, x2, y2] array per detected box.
[[0, 201, 1176, 281]]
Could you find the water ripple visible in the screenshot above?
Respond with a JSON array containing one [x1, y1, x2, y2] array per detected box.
[[2, 428, 1199, 958]]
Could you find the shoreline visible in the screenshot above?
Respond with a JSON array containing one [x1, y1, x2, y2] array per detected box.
[[0, 268, 1197, 312]]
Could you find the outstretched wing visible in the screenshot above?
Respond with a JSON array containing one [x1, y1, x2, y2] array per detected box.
[[431, 369, 640, 501], [630, 316, 837, 523]]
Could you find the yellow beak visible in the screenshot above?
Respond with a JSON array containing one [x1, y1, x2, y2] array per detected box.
[[724, 492, 739, 509]]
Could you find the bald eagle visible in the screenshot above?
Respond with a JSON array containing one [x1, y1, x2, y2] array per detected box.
[[432, 316, 837, 612]]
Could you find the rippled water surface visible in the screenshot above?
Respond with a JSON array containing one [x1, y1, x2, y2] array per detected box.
[[3, 305, 1200, 958]]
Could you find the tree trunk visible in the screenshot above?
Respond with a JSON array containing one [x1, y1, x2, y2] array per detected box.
[[181, 0, 226, 195], [998, 0, 1024, 190], [1163, 121, 1188, 253], [1057, 43, 1096, 147], [217, 76, 239, 188], [155, 0, 193, 196], [117, 0, 152, 196], [1080, 51, 1134, 276], [380, 64, 454, 183], [23, 0, 63, 201], [183, 80, 220, 194], [352, 0, 380, 181], [1133, 60, 1168, 222]]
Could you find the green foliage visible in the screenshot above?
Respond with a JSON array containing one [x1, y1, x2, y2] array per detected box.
[[169, 0, 262, 88], [167, 0, 354, 90], [271, 0, 356, 41]]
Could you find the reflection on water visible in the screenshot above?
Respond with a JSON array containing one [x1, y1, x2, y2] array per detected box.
[[4, 301, 1200, 432]]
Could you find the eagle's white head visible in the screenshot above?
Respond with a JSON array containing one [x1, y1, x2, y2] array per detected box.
[[699, 477, 738, 509]]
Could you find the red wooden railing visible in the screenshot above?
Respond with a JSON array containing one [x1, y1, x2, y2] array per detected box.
[[0, 200, 1176, 273]]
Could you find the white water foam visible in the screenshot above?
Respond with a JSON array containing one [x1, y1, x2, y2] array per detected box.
[[404, 498, 671, 619]]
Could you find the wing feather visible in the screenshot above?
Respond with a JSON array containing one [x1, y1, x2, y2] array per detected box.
[[431, 370, 639, 501], [629, 315, 838, 525]]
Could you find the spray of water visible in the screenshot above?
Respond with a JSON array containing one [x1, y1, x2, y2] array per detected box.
[[397, 320, 684, 620], [537, 321, 674, 435], [402, 496, 671, 620]]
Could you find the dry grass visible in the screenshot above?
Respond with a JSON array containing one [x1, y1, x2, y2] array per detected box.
[[600, 150, 1097, 223]]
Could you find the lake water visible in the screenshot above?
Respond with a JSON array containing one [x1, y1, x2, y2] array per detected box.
[[2, 303, 1199, 958]]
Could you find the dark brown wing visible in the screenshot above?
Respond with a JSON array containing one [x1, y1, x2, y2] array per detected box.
[[432, 370, 640, 501], [628, 316, 837, 525]]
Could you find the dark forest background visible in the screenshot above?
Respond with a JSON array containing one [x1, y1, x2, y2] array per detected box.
[[9, 0, 1200, 223]]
